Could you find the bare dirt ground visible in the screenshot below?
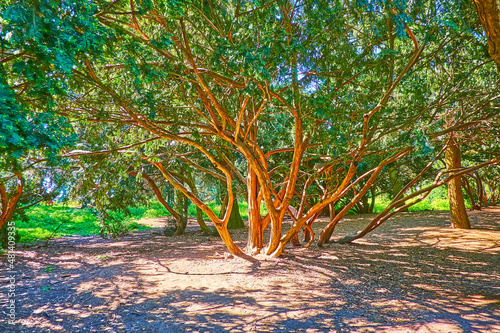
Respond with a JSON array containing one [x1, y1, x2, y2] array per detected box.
[[1, 208, 499, 332]]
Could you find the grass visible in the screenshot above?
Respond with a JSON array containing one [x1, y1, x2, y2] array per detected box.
[[14, 205, 152, 244], [12, 186, 462, 244], [15, 206, 100, 243], [12, 200, 245, 244], [372, 196, 451, 213], [372, 186, 471, 213]]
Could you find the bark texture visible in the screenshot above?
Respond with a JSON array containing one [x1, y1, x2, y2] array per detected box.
[[473, 0, 500, 69], [0, 174, 24, 248], [445, 138, 471, 229], [174, 188, 188, 235], [246, 169, 263, 253]]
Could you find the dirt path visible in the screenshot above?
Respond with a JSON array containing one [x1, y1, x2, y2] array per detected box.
[[1, 208, 499, 332]]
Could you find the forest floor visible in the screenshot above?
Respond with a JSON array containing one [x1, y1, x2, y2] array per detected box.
[[1, 208, 499, 332]]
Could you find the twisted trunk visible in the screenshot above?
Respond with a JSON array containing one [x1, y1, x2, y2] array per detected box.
[[246, 168, 263, 253]]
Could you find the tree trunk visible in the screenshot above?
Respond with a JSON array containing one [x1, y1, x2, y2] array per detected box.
[[445, 138, 471, 229], [473, 0, 500, 71], [317, 203, 337, 245], [138, 172, 182, 224], [131, 171, 198, 235], [151, 161, 243, 256], [0, 175, 24, 248], [303, 212, 320, 246], [215, 181, 221, 205], [462, 176, 480, 210], [219, 183, 244, 229], [185, 172, 212, 234], [369, 187, 376, 213], [0, 223, 7, 249], [246, 168, 263, 253], [0, 175, 24, 231], [389, 166, 407, 212], [474, 173, 488, 208], [317, 150, 411, 247], [174, 188, 188, 235], [226, 199, 244, 229], [357, 193, 371, 214]]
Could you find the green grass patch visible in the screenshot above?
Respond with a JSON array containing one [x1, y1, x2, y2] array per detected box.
[[13, 205, 152, 244], [13, 198, 256, 244], [408, 197, 450, 211], [15, 206, 101, 243], [371, 186, 469, 213], [186, 200, 259, 220]]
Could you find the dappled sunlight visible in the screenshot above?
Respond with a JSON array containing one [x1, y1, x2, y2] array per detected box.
[[402, 320, 463, 333], [416, 229, 500, 253], [3, 209, 499, 332]]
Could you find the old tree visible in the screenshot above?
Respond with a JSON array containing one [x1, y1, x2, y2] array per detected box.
[[1, 0, 499, 256]]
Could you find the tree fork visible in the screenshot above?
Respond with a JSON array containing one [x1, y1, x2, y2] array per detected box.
[[336, 157, 500, 244], [318, 149, 411, 247]]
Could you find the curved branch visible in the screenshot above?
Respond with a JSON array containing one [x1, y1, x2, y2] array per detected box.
[[338, 155, 500, 244]]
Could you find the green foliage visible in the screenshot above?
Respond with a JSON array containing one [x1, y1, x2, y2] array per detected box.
[[0, 73, 76, 165], [1, 0, 110, 72], [0, 0, 112, 161]]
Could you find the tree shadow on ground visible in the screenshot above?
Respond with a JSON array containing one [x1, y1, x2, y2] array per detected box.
[[1, 208, 499, 332]]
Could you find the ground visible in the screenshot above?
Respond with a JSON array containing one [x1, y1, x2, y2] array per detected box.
[[1, 208, 499, 332]]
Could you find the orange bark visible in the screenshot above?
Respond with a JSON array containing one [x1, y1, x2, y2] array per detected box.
[[473, 0, 500, 69], [0, 174, 24, 230], [318, 149, 411, 247], [445, 138, 471, 229]]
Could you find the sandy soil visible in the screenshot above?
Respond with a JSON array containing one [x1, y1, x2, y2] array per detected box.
[[1, 208, 499, 332]]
